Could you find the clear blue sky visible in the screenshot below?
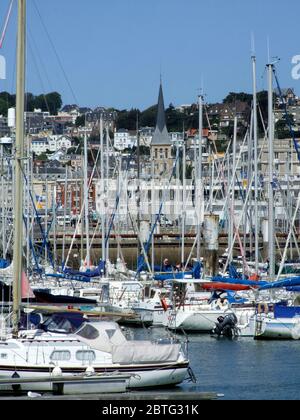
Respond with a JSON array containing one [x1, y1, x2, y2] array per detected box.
[[1, 0, 300, 110]]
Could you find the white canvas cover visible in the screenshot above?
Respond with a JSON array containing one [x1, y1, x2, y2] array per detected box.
[[112, 342, 181, 365], [75, 322, 127, 353], [76, 322, 181, 365]]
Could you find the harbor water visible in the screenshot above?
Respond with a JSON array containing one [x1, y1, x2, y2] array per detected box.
[[133, 327, 300, 401]]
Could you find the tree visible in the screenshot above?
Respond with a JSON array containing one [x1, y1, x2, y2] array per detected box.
[[223, 92, 252, 105], [75, 115, 85, 127], [140, 105, 157, 127], [275, 114, 294, 139], [116, 108, 140, 131]]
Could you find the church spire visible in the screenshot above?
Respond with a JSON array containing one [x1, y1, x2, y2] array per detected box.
[[151, 82, 171, 146]]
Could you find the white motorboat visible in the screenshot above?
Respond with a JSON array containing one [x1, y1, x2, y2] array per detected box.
[[0, 321, 189, 393]]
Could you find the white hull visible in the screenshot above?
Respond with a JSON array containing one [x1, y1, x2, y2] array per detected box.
[[254, 316, 300, 340], [165, 308, 229, 332], [165, 307, 255, 333], [0, 364, 188, 393]]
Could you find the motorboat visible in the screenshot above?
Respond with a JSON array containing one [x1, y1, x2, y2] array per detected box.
[[0, 320, 190, 393]]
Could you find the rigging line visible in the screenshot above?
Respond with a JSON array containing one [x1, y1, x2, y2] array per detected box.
[[0, 0, 14, 49], [32, 0, 79, 105], [27, 35, 52, 114], [27, 27, 53, 93]]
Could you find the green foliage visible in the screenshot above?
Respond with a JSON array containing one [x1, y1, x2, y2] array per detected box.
[[275, 114, 294, 139], [37, 152, 49, 161], [140, 106, 157, 128], [75, 115, 85, 127], [0, 91, 62, 116], [223, 92, 252, 105], [116, 108, 140, 131]]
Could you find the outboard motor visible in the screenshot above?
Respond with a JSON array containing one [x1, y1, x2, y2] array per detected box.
[[212, 313, 239, 338]]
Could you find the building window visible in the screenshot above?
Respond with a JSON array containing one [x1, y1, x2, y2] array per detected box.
[[165, 148, 168, 158]]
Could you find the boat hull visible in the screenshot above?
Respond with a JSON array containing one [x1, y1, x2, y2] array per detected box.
[[165, 309, 229, 332], [0, 362, 189, 393], [255, 317, 300, 340]]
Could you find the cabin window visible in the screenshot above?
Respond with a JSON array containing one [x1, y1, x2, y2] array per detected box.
[[0, 353, 7, 359], [50, 351, 71, 361], [76, 351, 96, 362], [76, 324, 100, 340]]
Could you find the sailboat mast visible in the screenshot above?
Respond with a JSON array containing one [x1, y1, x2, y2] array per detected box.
[[13, 0, 26, 334], [267, 63, 275, 281], [100, 116, 106, 264], [252, 55, 259, 273], [197, 94, 203, 262], [181, 127, 186, 266], [83, 130, 90, 268]]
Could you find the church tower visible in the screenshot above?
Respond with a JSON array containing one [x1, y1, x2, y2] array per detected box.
[[151, 82, 173, 177]]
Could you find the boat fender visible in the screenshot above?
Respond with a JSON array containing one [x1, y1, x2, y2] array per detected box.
[[52, 366, 62, 377], [85, 366, 95, 376], [160, 297, 168, 312]]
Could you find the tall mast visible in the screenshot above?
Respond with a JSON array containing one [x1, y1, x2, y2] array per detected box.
[[100, 116, 106, 265], [105, 126, 110, 260], [181, 126, 186, 266], [13, 0, 26, 334], [136, 113, 141, 251], [252, 55, 259, 273], [229, 117, 238, 263], [267, 63, 275, 280], [83, 130, 90, 268], [197, 94, 203, 262]]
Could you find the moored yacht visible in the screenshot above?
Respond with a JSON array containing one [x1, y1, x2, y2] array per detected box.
[[0, 321, 190, 393]]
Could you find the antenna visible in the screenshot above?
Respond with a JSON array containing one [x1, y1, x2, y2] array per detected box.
[[251, 32, 256, 57], [267, 36, 270, 64]]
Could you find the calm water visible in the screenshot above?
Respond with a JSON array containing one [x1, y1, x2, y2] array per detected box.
[[133, 327, 300, 401]]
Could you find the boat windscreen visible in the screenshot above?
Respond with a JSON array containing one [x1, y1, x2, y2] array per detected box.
[[76, 323, 100, 340]]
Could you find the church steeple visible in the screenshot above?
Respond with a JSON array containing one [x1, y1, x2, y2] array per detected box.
[[151, 82, 171, 146], [151, 82, 173, 177]]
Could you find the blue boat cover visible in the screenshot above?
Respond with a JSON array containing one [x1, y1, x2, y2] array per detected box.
[[259, 277, 300, 291], [153, 262, 202, 282], [0, 259, 10, 269], [274, 304, 300, 319]]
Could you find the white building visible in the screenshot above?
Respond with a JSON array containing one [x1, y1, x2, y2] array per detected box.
[[58, 109, 80, 125], [96, 176, 197, 226], [31, 135, 72, 155], [48, 135, 72, 152], [139, 127, 154, 147], [114, 129, 137, 151]]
